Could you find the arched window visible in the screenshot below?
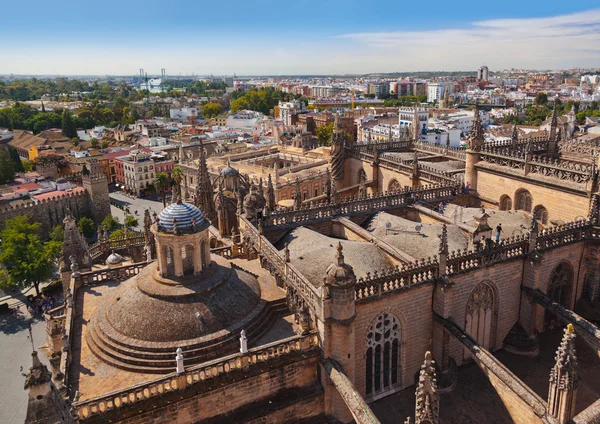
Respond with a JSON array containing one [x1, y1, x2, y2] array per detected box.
[[365, 313, 401, 397], [533, 205, 548, 225], [515, 189, 532, 212], [465, 283, 495, 352], [388, 179, 401, 193], [500, 195, 512, 211], [545, 262, 573, 324], [181, 245, 195, 275]]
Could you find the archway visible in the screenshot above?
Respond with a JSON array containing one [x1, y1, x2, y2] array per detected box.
[[181, 244, 195, 275], [499, 195, 512, 211], [545, 262, 574, 326], [533, 205, 548, 225], [358, 169, 367, 184], [515, 189, 532, 212], [464, 282, 495, 358], [365, 312, 401, 398], [165, 246, 175, 276], [388, 179, 401, 193]]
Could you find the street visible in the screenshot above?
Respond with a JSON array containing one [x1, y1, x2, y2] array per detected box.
[[0, 308, 47, 424], [109, 191, 166, 227]]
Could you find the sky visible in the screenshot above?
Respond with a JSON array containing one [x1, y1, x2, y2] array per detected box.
[[0, 0, 599, 76]]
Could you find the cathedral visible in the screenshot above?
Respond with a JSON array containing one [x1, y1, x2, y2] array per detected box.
[[26, 107, 600, 424]]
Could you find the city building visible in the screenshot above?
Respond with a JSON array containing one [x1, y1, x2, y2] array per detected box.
[[114, 150, 156, 197]]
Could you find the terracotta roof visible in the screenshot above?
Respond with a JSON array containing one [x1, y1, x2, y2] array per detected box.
[[33, 187, 84, 201], [8, 131, 47, 151]]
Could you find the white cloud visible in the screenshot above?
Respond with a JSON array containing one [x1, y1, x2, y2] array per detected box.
[[336, 9, 600, 72]]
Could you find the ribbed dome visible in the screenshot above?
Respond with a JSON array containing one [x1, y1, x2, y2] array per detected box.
[[106, 251, 123, 266], [158, 202, 209, 233], [220, 165, 239, 177]]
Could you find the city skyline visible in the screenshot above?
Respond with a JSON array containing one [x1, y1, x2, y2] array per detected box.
[[0, 3, 599, 76]]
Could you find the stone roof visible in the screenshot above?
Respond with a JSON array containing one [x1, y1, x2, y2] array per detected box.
[[442, 204, 532, 237], [276, 226, 394, 286], [366, 212, 469, 259]]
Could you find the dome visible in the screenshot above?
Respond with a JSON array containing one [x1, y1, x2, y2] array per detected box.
[[56, 177, 67, 184], [325, 243, 356, 287], [87, 255, 270, 373], [158, 202, 209, 233], [220, 165, 239, 177], [106, 251, 123, 266]]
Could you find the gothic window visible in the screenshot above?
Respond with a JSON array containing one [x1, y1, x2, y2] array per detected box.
[[388, 179, 401, 193], [533, 205, 548, 225], [500, 195, 512, 211], [465, 283, 494, 351], [545, 262, 573, 324], [365, 313, 401, 397], [515, 189, 532, 212]]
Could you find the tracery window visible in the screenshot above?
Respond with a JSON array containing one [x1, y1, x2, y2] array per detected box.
[[500, 195, 512, 211], [515, 189, 532, 212], [366, 313, 400, 397], [465, 283, 494, 351], [388, 179, 401, 193], [533, 205, 548, 225], [359, 169, 367, 184], [546, 262, 573, 324]]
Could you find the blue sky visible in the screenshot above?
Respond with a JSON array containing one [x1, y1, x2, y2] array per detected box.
[[1, 1, 599, 75]]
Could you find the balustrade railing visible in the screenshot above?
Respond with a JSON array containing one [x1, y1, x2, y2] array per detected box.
[[74, 333, 320, 421], [78, 262, 150, 286], [89, 235, 146, 260], [413, 141, 466, 160], [266, 183, 460, 227]]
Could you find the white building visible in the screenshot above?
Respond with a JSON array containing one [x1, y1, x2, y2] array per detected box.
[[118, 151, 155, 197], [398, 107, 429, 137], [428, 110, 490, 137], [278, 100, 305, 126], [477, 65, 489, 82], [427, 83, 445, 103]]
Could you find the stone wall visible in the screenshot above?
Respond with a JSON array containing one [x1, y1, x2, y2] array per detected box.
[[475, 166, 590, 223], [80, 353, 322, 424]]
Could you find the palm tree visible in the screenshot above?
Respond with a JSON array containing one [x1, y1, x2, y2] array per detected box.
[[155, 172, 169, 207], [171, 166, 184, 202]]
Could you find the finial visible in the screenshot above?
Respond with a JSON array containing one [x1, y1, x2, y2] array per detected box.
[[566, 323, 574, 334], [336, 242, 344, 265]]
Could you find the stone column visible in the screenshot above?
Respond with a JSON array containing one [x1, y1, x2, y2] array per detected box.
[[465, 149, 479, 192]]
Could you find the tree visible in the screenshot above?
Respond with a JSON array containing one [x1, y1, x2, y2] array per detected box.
[[202, 102, 224, 118], [124, 215, 139, 229], [109, 229, 136, 240], [0, 149, 15, 183], [22, 159, 34, 172], [316, 123, 334, 147], [101, 140, 109, 149], [0, 216, 58, 296], [77, 217, 96, 238], [90, 138, 100, 149], [155, 172, 169, 207], [49, 224, 64, 242], [171, 167, 183, 200], [61, 110, 77, 138], [534, 92, 548, 106], [101, 214, 120, 232], [9, 147, 24, 172], [71, 137, 79, 146]]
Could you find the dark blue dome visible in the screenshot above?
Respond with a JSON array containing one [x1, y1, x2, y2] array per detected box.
[[158, 202, 209, 233]]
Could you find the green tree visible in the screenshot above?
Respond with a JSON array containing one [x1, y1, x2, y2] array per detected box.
[[101, 140, 109, 149], [109, 229, 135, 240], [0, 216, 58, 296], [202, 102, 224, 118], [316, 123, 334, 147], [22, 159, 34, 172], [101, 214, 120, 232], [124, 215, 139, 229], [0, 149, 15, 183], [9, 147, 24, 172], [77, 217, 96, 238], [534, 92, 548, 106], [49, 224, 64, 242], [90, 138, 100, 149], [82, 164, 90, 175], [155, 171, 169, 207], [61, 110, 77, 138]]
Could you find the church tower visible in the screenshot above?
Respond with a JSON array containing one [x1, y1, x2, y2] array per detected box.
[[465, 105, 484, 192], [194, 139, 217, 224], [330, 113, 347, 182]]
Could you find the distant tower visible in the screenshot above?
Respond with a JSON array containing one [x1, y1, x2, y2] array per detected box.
[[548, 99, 559, 154], [412, 107, 421, 144], [194, 139, 216, 224], [547, 324, 578, 424], [465, 105, 485, 192], [82, 171, 110, 225], [24, 351, 75, 424], [330, 113, 347, 182]]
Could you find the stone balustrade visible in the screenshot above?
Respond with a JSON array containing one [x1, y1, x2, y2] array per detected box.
[[266, 183, 460, 227], [378, 153, 462, 184], [77, 262, 150, 286], [211, 245, 233, 258], [413, 141, 466, 160], [73, 332, 320, 421], [536, 220, 590, 250], [88, 235, 146, 260]]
